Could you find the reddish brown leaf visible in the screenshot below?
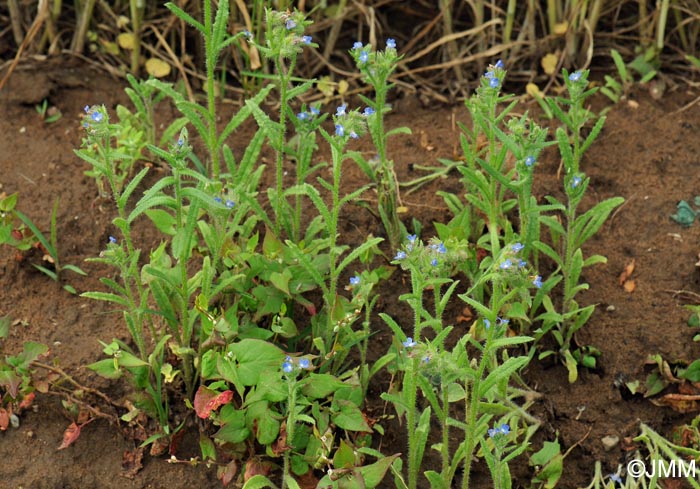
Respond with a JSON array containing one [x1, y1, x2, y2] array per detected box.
[[270, 423, 289, 457], [651, 393, 700, 413], [296, 469, 319, 489], [121, 448, 144, 479], [0, 408, 9, 431], [194, 386, 234, 419], [244, 458, 272, 482], [217, 459, 238, 487], [168, 428, 185, 455], [623, 280, 636, 293], [18, 392, 35, 410], [58, 422, 81, 450]]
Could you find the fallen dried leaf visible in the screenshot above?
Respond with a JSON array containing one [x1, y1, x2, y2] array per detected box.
[[623, 280, 636, 293], [0, 408, 9, 431], [218, 459, 238, 486], [619, 258, 635, 285], [651, 393, 700, 413], [121, 447, 144, 479], [194, 386, 234, 419], [58, 422, 81, 450]]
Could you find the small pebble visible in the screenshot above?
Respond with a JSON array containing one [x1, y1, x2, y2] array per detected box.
[[601, 435, 619, 451], [10, 413, 20, 429], [606, 305, 615, 312]]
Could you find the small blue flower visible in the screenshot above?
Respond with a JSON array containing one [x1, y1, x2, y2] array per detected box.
[[525, 156, 535, 167], [108, 236, 117, 244], [484, 70, 495, 79], [495, 59, 504, 69], [407, 234, 417, 243], [298, 358, 310, 369], [484, 319, 491, 330], [282, 359, 294, 373], [91, 111, 103, 122], [359, 51, 369, 64], [349, 275, 360, 286], [310, 106, 320, 116], [571, 175, 582, 188], [569, 71, 582, 82], [335, 124, 345, 137], [177, 138, 184, 147], [386, 38, 396, 49], [285, 19, 296, 30], [84, 105, 90, 113], [353, 41, 363, 50], [297, 112, 310, 121], [437, 243, 446, 254], [609, 474, 622, 484], [394, 250, 407, 260], [301, 35, 312, 45], [225, 200, 235, 209], [349, 131, 359, 139], [496, 317, 509, 327], [488, 427, 499, 438], [489, 77, 500, 89], [518, 259, 527, 268], [336, 103, 347, 117], [499, 423, 510, 435], [431, 258, 438, 267], [242, 30, 252, 39], [422, 355, 430, 364], [363, 107, 375, 116], [532, 275, 543, 288], [402, 337, 417, 348], [214, 197, 223, 203], [512, 242, 524, 253], [500, 259, 512, 270]]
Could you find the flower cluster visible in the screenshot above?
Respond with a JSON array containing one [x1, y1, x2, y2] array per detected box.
[[496, 242, 543, 290], [81, 105, 108, 135], [393, 235, 449, 272], [332, 103, 368, 142], [488, 423, 510, 438], [483, 59, 505, 89], [259, 9, 315, 59], [213, 197, 236, 209], [282, 355, 311, 374], [350, 39, 400, 86]]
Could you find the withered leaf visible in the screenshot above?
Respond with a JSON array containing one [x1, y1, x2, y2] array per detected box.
[[58, 422, 81, 450], [619, 259, 635, 285], [651, 393, 700, 413], [121, 448, 144, 479]]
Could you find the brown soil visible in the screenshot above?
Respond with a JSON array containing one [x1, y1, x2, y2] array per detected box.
[[2, 56, 700, 488]]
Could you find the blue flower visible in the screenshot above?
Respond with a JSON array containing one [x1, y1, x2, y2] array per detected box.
[[394, 250, 407, 260], [499, 423, 510, 435], [363, 107, 375, 116], [282, 359, 294, 373], [495, 59, 504, 69], [407, 234, 417, 243], [108, 236, 117, 244], [488, 427, 499, 438], [310, 106, 320, 116], [297, 112, 310, 121], [525, 156, 535, 167], [422, 355, 430, 364], [335, 124, 345, 137], [484, 319, 491, 330], [431, 258, 438, 267], [496, 317, 509, 327], [609, 474, 622, 484], [353, 41, 363, 50], [485, 70, 495, 79], [84, 105, 90, 113], [359, 51, 369, 64], [437, 243, 446, 254], [336, 103, 347, 117], [214, 197, 223, 203], [518, 259, 527, 268], [91, 111, 103, 122], [298, 358, 310, 369], [225, 200, 235, 209], [285, 19, 296, 30], [349, 131, 359, 139], [500, 259, 512, 270], [569, 71, 582, 82], [512, 242, 524, 253], [571, 175, 582, 188], [489, 77, 500, 89], [301, 35, 312, 45], [532, 275, 543, 288], [349, 275, 360, 286], [243, 30, 252, 39], [177, 138, 184, 147], [402, 337, 417, 348], [488, 423, 510, 438], [386, 38, 396, 49]]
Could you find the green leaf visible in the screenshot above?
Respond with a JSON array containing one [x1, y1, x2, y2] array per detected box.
[[223, 339, 286, 386], [144, 209, 176, 235], [479, 356, 529, 397], [332, 399, 372, 432], [681, 360, 700, 382], [333, 439, 356, 469], [164, 2, 204, 32], [301, 373, 345, 399], [242, 474, 277, 489], [563, 349, 578, 383], [87, 358, 122, 379], [356, 453, 401, 488]]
